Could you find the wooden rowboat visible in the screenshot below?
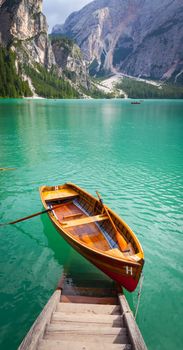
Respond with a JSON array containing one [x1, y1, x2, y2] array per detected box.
[[40, 183, 144, 292]]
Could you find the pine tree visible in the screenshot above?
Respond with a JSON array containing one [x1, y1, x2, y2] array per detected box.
[[0, 47, 32, 98]]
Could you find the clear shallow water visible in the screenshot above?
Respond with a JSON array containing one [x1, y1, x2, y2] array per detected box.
[[0, 99, 183, 349]]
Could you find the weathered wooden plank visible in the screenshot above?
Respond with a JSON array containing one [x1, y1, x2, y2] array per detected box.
[[44, 333, 128, 344], [45, 324, 128, 343], [18, 290, 61, 350], [60, 295, 118, 304], [38, 339, 132, 350], [118, 293, 147, 350], [56, 302, 121, 315], [51, 312, 123, 327], [61, 214, 108, 228], [46, 323, 126, 334], [48, 322, 123, 332]]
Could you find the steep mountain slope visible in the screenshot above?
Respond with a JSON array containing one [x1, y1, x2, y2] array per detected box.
[[0, 0, 89, 97], [51, 35, 89, 88], [53, 0, 183, 82], [0, 0, 54, 68]]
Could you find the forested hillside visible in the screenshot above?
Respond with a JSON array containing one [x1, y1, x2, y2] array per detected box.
[[0, 48, 32, 98], [24, 64, 79, 99], [116, 78, 183, 99]]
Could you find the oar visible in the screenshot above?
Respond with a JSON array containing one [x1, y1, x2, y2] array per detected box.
[[0, 204, 62, 227], [0, 168, 16, 171], [96, 191, 128, 251]]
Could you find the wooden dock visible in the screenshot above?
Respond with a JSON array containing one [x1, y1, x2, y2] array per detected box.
[[18, 274, 147, 350]]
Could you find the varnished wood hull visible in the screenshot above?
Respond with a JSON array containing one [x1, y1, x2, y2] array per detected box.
[[40, 183, 144, 292]]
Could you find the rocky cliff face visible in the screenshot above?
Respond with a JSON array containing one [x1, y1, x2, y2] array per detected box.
[[51, 36, 89, 88], [0, 0, 89, 95], [53, 0, 183, 82], [0, 0, 55, 68]]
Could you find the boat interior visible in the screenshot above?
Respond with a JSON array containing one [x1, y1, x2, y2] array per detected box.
[[42, 185, 137, 259]]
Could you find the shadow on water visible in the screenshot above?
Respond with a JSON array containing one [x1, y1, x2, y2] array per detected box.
[[41, 214, 117, 289], [41, 214, 73, 268]]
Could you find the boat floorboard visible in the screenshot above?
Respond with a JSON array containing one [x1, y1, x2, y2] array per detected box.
[[53, 202, 111, 251]]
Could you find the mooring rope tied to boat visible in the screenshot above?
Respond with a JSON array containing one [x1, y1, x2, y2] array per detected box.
[[135, 272, 144, 319]]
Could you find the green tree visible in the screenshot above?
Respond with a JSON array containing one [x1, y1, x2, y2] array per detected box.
[[0, 47, 32, 98]]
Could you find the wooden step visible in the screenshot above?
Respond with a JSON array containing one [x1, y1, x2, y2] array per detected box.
[[49, 322, 123, 332], [38, 339, 132, 350], [56, 302, 121, 315], [44, 324, 128, 343], [46, 324, 126, 334], [60, 295, 118, 304], [51, 312, 123, 327]]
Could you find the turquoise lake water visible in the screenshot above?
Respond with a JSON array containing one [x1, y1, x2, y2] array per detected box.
[[0, 99, 183, 349]]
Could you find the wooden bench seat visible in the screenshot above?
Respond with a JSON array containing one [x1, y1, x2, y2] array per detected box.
[[61, 214, 108, 228], [45, 190, 79, 202]]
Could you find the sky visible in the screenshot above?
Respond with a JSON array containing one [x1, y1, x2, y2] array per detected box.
[[43, 0, 91, 32]]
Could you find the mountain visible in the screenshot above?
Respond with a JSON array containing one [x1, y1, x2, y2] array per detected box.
[[51, 35, 89, 89], [52, 0, 183, 83], [0, 0, 54, 67], [0, 0, 89, 98]]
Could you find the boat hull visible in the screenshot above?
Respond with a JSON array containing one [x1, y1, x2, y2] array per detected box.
[[52, 220, 143, 292]]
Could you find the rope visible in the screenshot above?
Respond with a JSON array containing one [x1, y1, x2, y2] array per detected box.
[[135, 273, 144, 319]]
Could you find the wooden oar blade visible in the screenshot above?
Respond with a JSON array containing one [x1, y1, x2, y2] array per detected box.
[[0, 168, 16, 171], [116, 230, 128, 251]]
